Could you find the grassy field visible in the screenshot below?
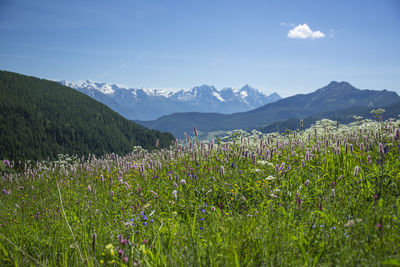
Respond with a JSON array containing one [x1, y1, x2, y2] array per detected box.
[[1, 118, 400, 266]]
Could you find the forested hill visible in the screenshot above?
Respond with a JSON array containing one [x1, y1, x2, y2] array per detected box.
[[0, 70, 175, 160]]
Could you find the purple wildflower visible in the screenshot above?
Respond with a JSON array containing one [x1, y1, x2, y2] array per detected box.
[[379, 143, 384, 156]]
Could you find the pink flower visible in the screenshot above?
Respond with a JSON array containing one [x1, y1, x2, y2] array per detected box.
[[118, 248, 124, 257]]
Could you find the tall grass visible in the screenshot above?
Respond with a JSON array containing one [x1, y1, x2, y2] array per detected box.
[[1, 118, 400, 266]]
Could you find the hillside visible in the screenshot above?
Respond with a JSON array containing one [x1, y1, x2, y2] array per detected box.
[[262, 101, 400, 133], [0, 71, 174, 160], [138, 81, 400, 138]]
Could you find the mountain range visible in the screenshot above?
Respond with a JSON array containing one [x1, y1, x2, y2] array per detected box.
[[137, 81, 400, 138], [0, 71, 174, 160], [60, 80, 281, 120]]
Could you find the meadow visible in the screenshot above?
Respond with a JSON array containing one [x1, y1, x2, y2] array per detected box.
[[1, 116, 400, 266]]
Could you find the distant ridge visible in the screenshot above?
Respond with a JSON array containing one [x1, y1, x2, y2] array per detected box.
[[60, 80, 281, 120], [0, 70, 174, 160], [262, 101, 400, 133], [137, 81, 400, 138]]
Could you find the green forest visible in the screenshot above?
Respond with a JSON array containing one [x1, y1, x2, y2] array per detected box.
[[0, 71, 174, 161]]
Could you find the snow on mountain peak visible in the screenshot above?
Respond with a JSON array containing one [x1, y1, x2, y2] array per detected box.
[[212, 91, 225, 102]]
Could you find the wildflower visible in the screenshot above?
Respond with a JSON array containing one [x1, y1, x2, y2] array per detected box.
[[367, 155, 371, 165], [2, 189, 6, 194], [304, 180, 310, 186], [172, 190, 177, 199], [377, 223, 383, 231], [143, 222, 147, 226], [211, 206, 216, 211], [118, 248, 124, 257], [180, 179, 186, 185], [87, 185, 92, 192], [395, 128, 400, 141], [123, 257, 128, 263], [379, 143, 384, 156], [279, 162, 285, 171], [200, 226, 204, 231], [3, 160, 10, 168], [92, 233, 97, 251], [194, 125, 198, 137], [353, 166, 359, 176], [202, 209, 206, 214], [296, 193, 302, 208], [100, 259, 104, 264], [219, 165, 225, 176], [149, 190, 158, 198], [331, 188, 335, 197], [374, 194, 379, 205]]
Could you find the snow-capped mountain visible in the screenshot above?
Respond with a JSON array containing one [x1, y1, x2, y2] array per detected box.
[[59, 80, 281, 120]]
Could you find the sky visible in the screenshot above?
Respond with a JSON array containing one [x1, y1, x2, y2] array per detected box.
[[0, 0, 399, 97]]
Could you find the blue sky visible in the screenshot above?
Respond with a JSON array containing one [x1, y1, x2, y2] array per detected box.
[[0, 0, 399, 97]]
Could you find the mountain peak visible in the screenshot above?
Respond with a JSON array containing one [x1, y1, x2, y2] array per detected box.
[[326, 81, 354, 88], [317, 81, 357, 94]]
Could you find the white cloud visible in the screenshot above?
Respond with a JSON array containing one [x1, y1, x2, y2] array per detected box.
[[288, 24, 325, 39], [280, 22, 287, 26]]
